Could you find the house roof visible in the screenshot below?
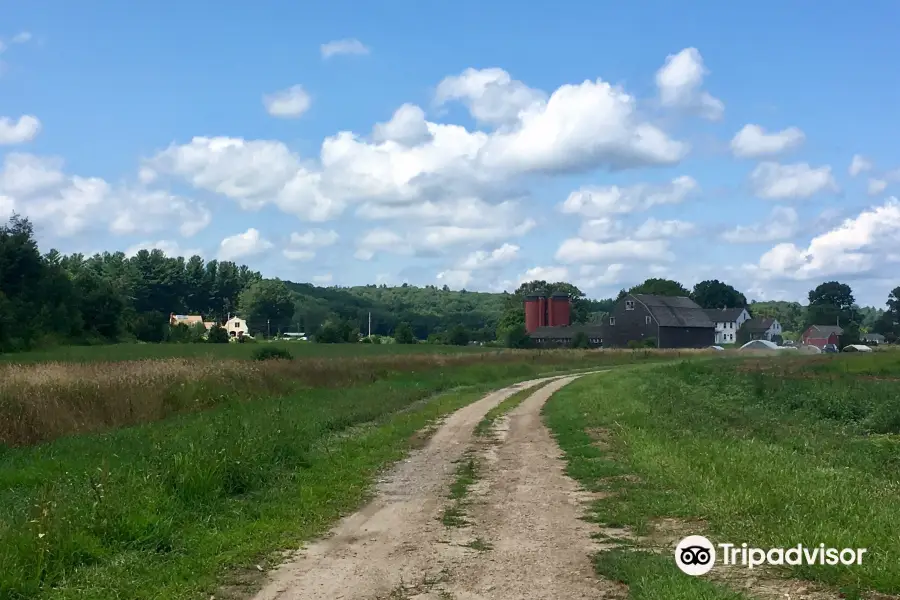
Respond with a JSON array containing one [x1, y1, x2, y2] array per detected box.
[[863, 333, 885, 341], [172, 314, 203, 325], [703, 307, 748, 323], [743, 317, 774, 332], [632, 294, 714, 328], [528, 324, 605, 339], [806, 325, 844, 336]]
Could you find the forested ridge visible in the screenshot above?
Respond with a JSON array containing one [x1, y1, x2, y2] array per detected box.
[[1, 214, 896, 352]]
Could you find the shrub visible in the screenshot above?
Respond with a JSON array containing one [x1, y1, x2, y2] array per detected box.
[[207, 325, 229, 344], [251, 346, 293, 361], [572, 331, 589, 349], [393, 322, 415, 345]]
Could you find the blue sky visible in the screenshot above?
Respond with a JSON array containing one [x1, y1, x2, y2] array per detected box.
[[3, 1, 900, 306]]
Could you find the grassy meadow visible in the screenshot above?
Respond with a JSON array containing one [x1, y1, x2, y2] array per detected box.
[[0, 339, 489, 364], [544, 353, 900, 599], [0, 346, 692, 600]]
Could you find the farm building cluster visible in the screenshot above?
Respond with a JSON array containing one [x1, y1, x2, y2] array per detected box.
[[524, 291, 846, 350]]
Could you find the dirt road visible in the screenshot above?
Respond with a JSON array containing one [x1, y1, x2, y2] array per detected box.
[[251, 373, 618, 600]]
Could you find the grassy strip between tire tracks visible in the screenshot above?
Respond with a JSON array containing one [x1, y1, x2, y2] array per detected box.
[[543, 358, 900, 599], [0, 360, 645, 600]]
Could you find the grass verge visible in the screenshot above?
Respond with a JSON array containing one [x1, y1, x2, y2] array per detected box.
[[542, 357, 900, 599], [474, 379, 553, 437]]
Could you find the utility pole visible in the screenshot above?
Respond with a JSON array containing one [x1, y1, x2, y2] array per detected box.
[[368, 312, 372, 337], [267, 318, 270, 338]]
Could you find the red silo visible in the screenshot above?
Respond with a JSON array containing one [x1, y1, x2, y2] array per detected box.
[[524, 295, 541, 333], [550, 292, 571, 327], [537, 294, 548, 328]]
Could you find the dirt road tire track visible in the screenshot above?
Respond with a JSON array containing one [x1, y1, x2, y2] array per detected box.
[[250, 374, 586, 600]]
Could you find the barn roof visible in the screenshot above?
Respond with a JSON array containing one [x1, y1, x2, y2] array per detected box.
[[807, 325, 844, 336], [703, 307, 748, 323], [743, 317, 774, 332], [632, 294, 714, 328]]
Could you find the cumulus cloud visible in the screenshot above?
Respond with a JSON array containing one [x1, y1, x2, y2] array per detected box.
[[263, 85, 312, 118], [517, 265, 569, 285], [577, 218, 626, 241], [655, 47, 724, 120], [0, 153, 211, 238], [371, 104, 432, 145], [749, 162, 838, 200], [312, 273, 333, 285], [0, 115, 41, 144], [555, 238, 673, 264], [435, 67, 547, 126], [218, 228, 273, 261], [560, 176, 698, 218], [283, 228, 339, 261], [849, 154, 872, 177], [721, 206, 799, 243], [321, 38, 370, 58], [747, 198, 900, 280], [458, 243, 519, 270], [436, 269, 473, 289], [576, 263, 625, 289], [633, 218, 696, 240], [730, 124, 805, 158]]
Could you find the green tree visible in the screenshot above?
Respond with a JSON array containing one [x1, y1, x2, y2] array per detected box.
[[502, 324, 531, 348], [447, 324, 470, 346], [207, 324, 230, 343], [571, 331, 589, 348], [238, 279, 295, 336], [628, 278, 690, 297], [806, 281, 857, 327], [394, 322, 416, 344], [691, 280, 748, 309]]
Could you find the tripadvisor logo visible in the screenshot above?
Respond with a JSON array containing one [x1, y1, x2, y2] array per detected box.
[[675, 535, 867, 576]]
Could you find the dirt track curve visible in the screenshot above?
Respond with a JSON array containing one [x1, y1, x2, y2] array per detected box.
[[251, 372, 622, 600]]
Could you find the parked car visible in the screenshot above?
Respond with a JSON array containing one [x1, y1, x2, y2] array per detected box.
[[822, 343, 839, 353]]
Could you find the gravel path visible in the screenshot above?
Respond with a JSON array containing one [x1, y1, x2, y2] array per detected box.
[[251, 373, 613, 600]]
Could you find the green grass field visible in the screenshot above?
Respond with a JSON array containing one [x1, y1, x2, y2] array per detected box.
[[0, 340, 487, 364], [0, 348, 678, 600], [543, 354, 900, 599]]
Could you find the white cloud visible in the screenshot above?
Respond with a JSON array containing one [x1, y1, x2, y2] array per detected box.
[[11, 32, 32, 44], [0, 194, 14, 218], [371, 104, 432, 145], [282, 228, 339, 261], [357, 197, 520, 227], [218, 228, 274, 261], [436, 269, 473, 289], [0, 153, 211, 238], [747, 198, 900, 280], [721, 206, 799, 243], [575, 263, 625, 289], [435, 67, 547, 126], [125, 240, 202, 258], [633, 218, 695, 240], [749, 162, 838, 200], [354, 228, 410, 260], [517, 265, 569, 285], [849, 154, 872, 177], [577, 218, 626, 241], [730, 124, 805, 158], [555, 238, 673, 264], [458, 243, 519, 270], [655, 47, 724, 120], [479, 76, 687, 174], [312, 273, 333, 285], [108, 189, 211, 237], [868, 178, 887, 196], [145, 136, 343, 221], [560, 175, 698, 217], [263, 85, 312, 118], [320, 38, 370, 58], [0, 115, 41, 144]]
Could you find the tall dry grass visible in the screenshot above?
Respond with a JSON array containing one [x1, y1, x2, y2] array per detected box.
[[0, 348, 701, 447]]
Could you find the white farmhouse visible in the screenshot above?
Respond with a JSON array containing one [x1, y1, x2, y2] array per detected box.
[[703, 307, 751, 344], [225, 316, 249, 339]]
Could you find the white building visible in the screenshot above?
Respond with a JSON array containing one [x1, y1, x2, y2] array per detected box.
[[703, 307, 751, 344], [225, 316, 249, 339]]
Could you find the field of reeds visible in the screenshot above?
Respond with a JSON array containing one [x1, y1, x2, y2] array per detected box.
[[0, 347, 704, 600], [545, 352, 900, 598]]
